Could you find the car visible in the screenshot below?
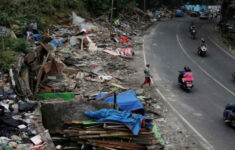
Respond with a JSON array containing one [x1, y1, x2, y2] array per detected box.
[[200, 12, 209, 19], [190, 11, 199, 17], [175, 9, 184, 17], [227, 23, 235, 30], [223, 104, 235, 127], [155, 10, 161, 18]]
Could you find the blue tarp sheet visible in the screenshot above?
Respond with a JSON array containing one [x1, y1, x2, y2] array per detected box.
[[85, 109, 153, 135], [33, 34, 41, 41], [49, 38, 64, 48], [96, 90, 144, 113], [175, 9, 184, 17], [185, 5, 208, 12], [49, 40, 58, 48]]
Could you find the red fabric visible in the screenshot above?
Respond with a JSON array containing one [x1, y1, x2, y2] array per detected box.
[[119, 48, 132, 56], [144, 77, 151, 84], [141, 118, 146, 127], [119, 36, 129, 42]]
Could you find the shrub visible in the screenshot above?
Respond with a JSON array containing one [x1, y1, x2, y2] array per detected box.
[[12, 38, 30, 54], [0, 50, 19, 72], [0, 12, 13, 27], [0, 36, 30, 54]]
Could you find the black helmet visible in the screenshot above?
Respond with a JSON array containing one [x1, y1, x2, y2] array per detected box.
[[184, 66, 191, 72]]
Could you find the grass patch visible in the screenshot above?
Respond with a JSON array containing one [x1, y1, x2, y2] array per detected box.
[[0, 50, 20, 72], [0, 36, 30, 72]]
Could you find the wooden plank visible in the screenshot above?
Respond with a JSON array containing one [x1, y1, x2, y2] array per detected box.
[[100, 131, 132, 137], [109, 82, 128, 90], [78, 130, 107, 135], [33, 52, 50, 96], [64, 120, 97, 125], [79, 135, 100, 138], [87, 140, 145, 150], [96, 89, 125, 102], [96, 92, 114, 101]]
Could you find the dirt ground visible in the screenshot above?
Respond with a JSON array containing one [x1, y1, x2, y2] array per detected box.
[[125, 23, 205, 150]]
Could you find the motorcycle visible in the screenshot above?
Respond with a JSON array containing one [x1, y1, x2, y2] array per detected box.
[[191, 29, 196, 40], [178, 71, 194, 92], [223, 104, 235, 128], [198, 45, 207, 56]]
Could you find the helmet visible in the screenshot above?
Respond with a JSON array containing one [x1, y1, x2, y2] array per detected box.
[[184, 66, 191, 72], [201, 38, 205, 43]]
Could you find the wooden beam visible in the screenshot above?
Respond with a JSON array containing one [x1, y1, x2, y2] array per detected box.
[[33, 52, 50, 96]]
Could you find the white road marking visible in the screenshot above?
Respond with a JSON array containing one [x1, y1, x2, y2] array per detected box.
[[152, 43, 158, 47], [176, 34, 235, 97], [154, 87, 214, 150], [142, 29, 214, 150], [193, 113, 203, 117], [209, 38, 235, 60]]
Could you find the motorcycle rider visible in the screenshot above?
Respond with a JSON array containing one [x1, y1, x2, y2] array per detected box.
[[200, 38, 207, 47], [224, 104, 235, 123], [189, 22, 196, 32], [198, 38, 207, 51], [178, 66, 194, 84], [189, 22, 196, 39]]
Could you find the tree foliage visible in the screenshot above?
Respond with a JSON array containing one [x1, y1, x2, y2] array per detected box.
[[0, 0, 223, 35]]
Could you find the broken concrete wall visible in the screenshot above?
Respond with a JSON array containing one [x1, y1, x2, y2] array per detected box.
[[41, 99, 112, 131]]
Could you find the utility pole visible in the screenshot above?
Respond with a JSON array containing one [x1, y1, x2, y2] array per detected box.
[[111, 0, 114, 21]]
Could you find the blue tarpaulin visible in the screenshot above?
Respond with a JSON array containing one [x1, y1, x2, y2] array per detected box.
[[185, 5, 208, 12], [49, 40, 58, 48], [96, 90, 144, 113], [85, 109, 153, 135], [33, 34, 41, 41], [49, 38, 65, 48], [175, 9, 184, 17]]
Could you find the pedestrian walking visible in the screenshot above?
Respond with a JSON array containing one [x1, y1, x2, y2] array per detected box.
[[25, 23, 32, 41], [31, 19, 38, 34], [141, 64, 152, 88]]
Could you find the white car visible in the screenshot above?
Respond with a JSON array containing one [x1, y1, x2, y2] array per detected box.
[[200, 13, 209, 19]]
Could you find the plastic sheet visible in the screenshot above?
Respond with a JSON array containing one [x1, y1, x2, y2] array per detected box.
[[85, 109, 152, 135], [96, 90, 144, 114]]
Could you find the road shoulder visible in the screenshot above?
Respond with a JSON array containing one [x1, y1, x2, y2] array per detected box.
[[131, 22, 206, 150]]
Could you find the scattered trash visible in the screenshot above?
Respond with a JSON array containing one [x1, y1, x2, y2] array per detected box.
[[3, 8, 162, 150]]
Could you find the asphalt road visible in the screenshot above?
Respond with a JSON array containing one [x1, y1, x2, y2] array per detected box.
[[144, 16, 235, 150]]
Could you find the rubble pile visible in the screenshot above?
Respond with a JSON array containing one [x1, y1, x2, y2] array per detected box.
[[3, 9, 163, 150], [51, 120, 162, 150], [13, 11, 153, 101], [0, 72, 50, 149]]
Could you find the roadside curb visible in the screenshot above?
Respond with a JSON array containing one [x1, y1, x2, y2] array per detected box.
[[142, 23, 214, 150], [206, 23, 235, 60]]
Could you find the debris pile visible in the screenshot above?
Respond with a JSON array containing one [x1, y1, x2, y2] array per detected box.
[[8, 10, 162, 150], [13, 11, 155, 100], [51, 109, 163, 150], [0, 72, 51, 149]]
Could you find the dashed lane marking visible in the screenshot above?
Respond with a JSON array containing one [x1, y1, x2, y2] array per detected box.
[[208, 37, 235, 60], [176, 34, 235, 97], [142, 28, 214, 150]]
